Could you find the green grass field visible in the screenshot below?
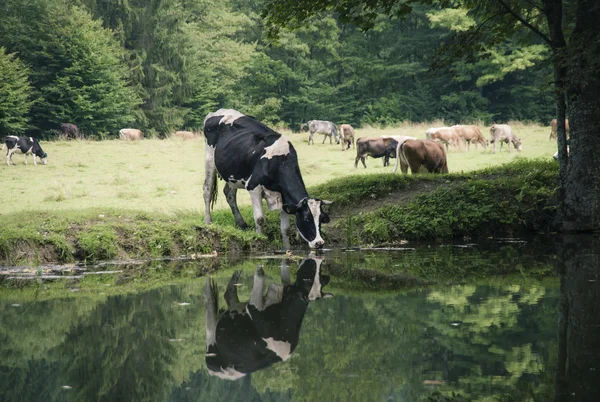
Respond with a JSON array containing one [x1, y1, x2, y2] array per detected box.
[[0, 123, 557, 216]]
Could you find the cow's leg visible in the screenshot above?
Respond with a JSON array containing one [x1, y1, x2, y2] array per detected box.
[[280, 210, 291, 250], [250, 265, 265, 311], [223, 183, 248, 229], [224, 271, 242, 309], [203, 144, 217, 224], [33, 154, 37, 166], [249, 187, 265, 234], [361, 157, 367, 168], [493, 140, 497, 154], [322, 134, 327, 144], [308, 132, 313, 145], [409, 161, 421, 174], [280, 260, 292, 286], [354, 154, 360, 168], [204, 278, 219, 350], [6, 150, 11, 166], [24, 153, 28, 166]]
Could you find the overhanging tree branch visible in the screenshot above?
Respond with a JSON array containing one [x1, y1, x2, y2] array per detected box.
[[496, 0, 552, 45]]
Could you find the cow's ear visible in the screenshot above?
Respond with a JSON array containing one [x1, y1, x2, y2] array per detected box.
[[282, 204, 297, 214], [284, 198, 307, 214], [321, 199, 332, 205]]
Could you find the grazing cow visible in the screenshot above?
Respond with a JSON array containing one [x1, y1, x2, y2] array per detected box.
[[119, 128, 144, 141], [59, 123, 81, 140], [549, 118, 570, 141], [339, 124, 355, 151], [205, 258, 332, 380], [429, 127, 461, 151], [489, 124, 522, 153], [452, 125, 488, 150], [3, 136, 48, 166], [203, 109, 331, 249], [395, 139, 448, 174], [354, 136, 400, 168], [425, 127, 447, 140], [173, 130, 196, 140], [307, 120, 339, 145]]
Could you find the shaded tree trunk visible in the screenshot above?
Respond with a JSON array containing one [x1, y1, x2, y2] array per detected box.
[[559, 0, 600, 231], [555, 235, 600, 402]]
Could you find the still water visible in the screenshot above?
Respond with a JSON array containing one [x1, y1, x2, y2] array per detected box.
[[0, 240, 598, 402]]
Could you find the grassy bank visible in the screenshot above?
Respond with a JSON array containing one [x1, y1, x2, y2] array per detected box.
[[0, 157, 558, 265]]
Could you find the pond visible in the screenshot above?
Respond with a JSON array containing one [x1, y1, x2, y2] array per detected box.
[[1, 237, 599, 402]]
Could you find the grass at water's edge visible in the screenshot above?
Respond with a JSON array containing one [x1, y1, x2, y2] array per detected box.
[[0, 158, 559, 266]]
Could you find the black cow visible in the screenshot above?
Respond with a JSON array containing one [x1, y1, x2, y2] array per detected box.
[[3, 136, 48, 166], [203, 109, 331, 249], [355, 136, 400, 168], [59, 123, 81, 140], [205, 258, 333, 380]]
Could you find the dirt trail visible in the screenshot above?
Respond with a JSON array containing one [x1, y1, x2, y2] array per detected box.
[[328, 180, 451, 223]]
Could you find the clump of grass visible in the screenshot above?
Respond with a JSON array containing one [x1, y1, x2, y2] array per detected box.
[[76, 228, 119, 261], [44, 193, 67, 202]]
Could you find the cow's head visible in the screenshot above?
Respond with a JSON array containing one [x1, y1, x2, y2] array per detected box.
[[294, 258, 334, 300], [282, 198, 331, 249], [32, 141, 48, 164], [513, 137, 523, 152]]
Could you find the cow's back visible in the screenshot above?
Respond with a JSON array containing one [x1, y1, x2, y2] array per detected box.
[[402, 139, 448, 173], [490, 124, 511, 140], [204, 113, 286, 181]]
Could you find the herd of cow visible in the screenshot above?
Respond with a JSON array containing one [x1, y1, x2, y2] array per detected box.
[[305, 120, 523, 175]]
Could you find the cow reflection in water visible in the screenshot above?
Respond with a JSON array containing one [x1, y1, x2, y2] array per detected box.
[[204, 258, 333, 380]]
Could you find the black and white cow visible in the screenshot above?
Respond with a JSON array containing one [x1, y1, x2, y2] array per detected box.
[[3, 136, 48, 166], [307, 120, 339, 145], [205, 258, 333, 380], [203, 109, 331, 249]]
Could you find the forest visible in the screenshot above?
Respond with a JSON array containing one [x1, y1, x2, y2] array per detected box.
[[0, 0, 554, 139]]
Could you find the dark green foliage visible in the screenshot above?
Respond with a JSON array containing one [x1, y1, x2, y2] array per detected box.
[[0, 48, 33, 136], [0, 0, 141, 137], [337, 159, 559, 244]]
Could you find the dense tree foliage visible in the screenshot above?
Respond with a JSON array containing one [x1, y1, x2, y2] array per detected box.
[[0, 48, 33, 136], [0, 0, 554, 138], [0, 0, 141, 138]]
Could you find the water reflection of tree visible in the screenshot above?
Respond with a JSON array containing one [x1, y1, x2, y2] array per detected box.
[[555, 235, 600, 402]]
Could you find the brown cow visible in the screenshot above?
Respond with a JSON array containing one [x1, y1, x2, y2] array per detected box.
[[173, 130, 196, 140], [396, 139, 448, 174], [452, 125, 488, 150], [339, 124, 355, 151], [355, 137, 398, 168], [429, 127, 461, 151], [489, 124, 522, 153], [119, 128, 144, 141], [59, 123, 81, 140], [549, 119, 570, 141]]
